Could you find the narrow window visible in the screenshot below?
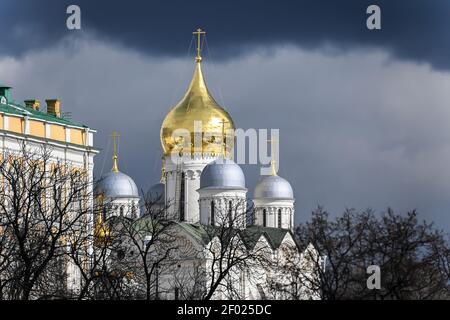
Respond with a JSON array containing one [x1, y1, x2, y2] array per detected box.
[[211, 201, 215, 225], [263, 209, 267, 227], [155, 263, 159, 300], [228, 201, 233, 227], [278, 209, 282, 228], [179, 172, 185, 221], [131, 202, 136, 218], [102, 206, 107, 220], [175, 287, 180, 300], [56, 186, 63, 209]]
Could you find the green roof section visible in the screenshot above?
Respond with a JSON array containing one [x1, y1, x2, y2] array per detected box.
[[241, 226, 291, 250], [127, 219, 212, 245], [0, 100, 89, 129], [128, 218, 296, 251], [177, 222, 211, 245], [176, 223, 294, 250]]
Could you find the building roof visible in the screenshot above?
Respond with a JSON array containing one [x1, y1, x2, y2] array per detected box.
[[175, 222, 297, 251], [240, 226, 294, 250], [0, 100, 89, 129], [177, 222, 211, 244]]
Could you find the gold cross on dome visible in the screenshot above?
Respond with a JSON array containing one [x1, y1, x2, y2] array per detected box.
[[267, 137, 278, 176], [111, 131, 120, 172], [193, 28, 206, 62], [219, 119, 229, 157]]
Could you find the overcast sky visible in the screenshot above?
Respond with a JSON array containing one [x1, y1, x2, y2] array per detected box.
[[1, 1, 450, 228]]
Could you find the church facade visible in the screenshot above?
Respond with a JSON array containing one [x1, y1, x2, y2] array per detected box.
[[95, 30, 321, 300]]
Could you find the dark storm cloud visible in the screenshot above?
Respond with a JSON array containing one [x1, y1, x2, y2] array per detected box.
[[4, 41, 450, 229], [2, 1, 450, 230], [1, 0, 450, 70]]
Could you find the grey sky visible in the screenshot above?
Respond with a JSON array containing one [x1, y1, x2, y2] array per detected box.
[[1, 35, 450, 228]]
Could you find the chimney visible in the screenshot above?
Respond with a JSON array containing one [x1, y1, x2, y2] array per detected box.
[[46, 99, 61, 117], [24, 99, 41, 111], [0, 85, 12, 103]]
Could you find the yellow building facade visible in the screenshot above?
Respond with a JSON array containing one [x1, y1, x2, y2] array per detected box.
[[0, 84, 99, 293]]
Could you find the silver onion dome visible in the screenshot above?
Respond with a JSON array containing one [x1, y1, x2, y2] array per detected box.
[[200, 159, 246, 189], [253, 175, 294, 200], [147, 182, 165, 204], [95, 171, 139, 198]]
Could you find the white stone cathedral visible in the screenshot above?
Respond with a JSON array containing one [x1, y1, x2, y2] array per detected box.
[[94, 29, 321, 300]]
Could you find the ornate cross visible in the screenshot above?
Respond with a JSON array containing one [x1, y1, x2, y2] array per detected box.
[[193, 28, 206, 62], [111, 131, 120, 172], [219, 119, 229, 158], [267, 137, 278, 176]]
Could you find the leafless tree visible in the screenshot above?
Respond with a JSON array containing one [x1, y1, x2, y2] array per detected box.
[[112, 193, 179, 300], [200, 200, 271, 300], [294, 207, 450, 300], [266, 242, 320, 300], [0, 142, 93, 300], [63, 207, 118, 300], [7, 142, 449, 301], [168, 260, 206, 300]]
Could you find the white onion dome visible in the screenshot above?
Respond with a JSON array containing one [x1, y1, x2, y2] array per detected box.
[[253, 175, 293, 200], [200, 159, 246, 190], [95, 171, 139, 198]]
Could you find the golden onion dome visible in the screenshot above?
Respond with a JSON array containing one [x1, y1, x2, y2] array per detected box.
[[160, 59, 235, 156], [93, 213, 112, 247]]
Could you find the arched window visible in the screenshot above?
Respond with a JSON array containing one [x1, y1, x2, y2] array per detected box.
[[175, 287, 180, 300], [179, 172, 185, 221], [263, 209, 267, 227], [228, 200, 233, 227], [102, 206, 107, 220], [211, 201, 215, 226], [131, 203, 136, 218], [278, 209, 282, 228]]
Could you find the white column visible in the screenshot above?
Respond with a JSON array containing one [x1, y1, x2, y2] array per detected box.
[[24, 116, 30, 135], [3, 116, 9, 131], [45, 123, 51, 139], [65, 127, 71, 143], [186, 169, 201, 223]]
